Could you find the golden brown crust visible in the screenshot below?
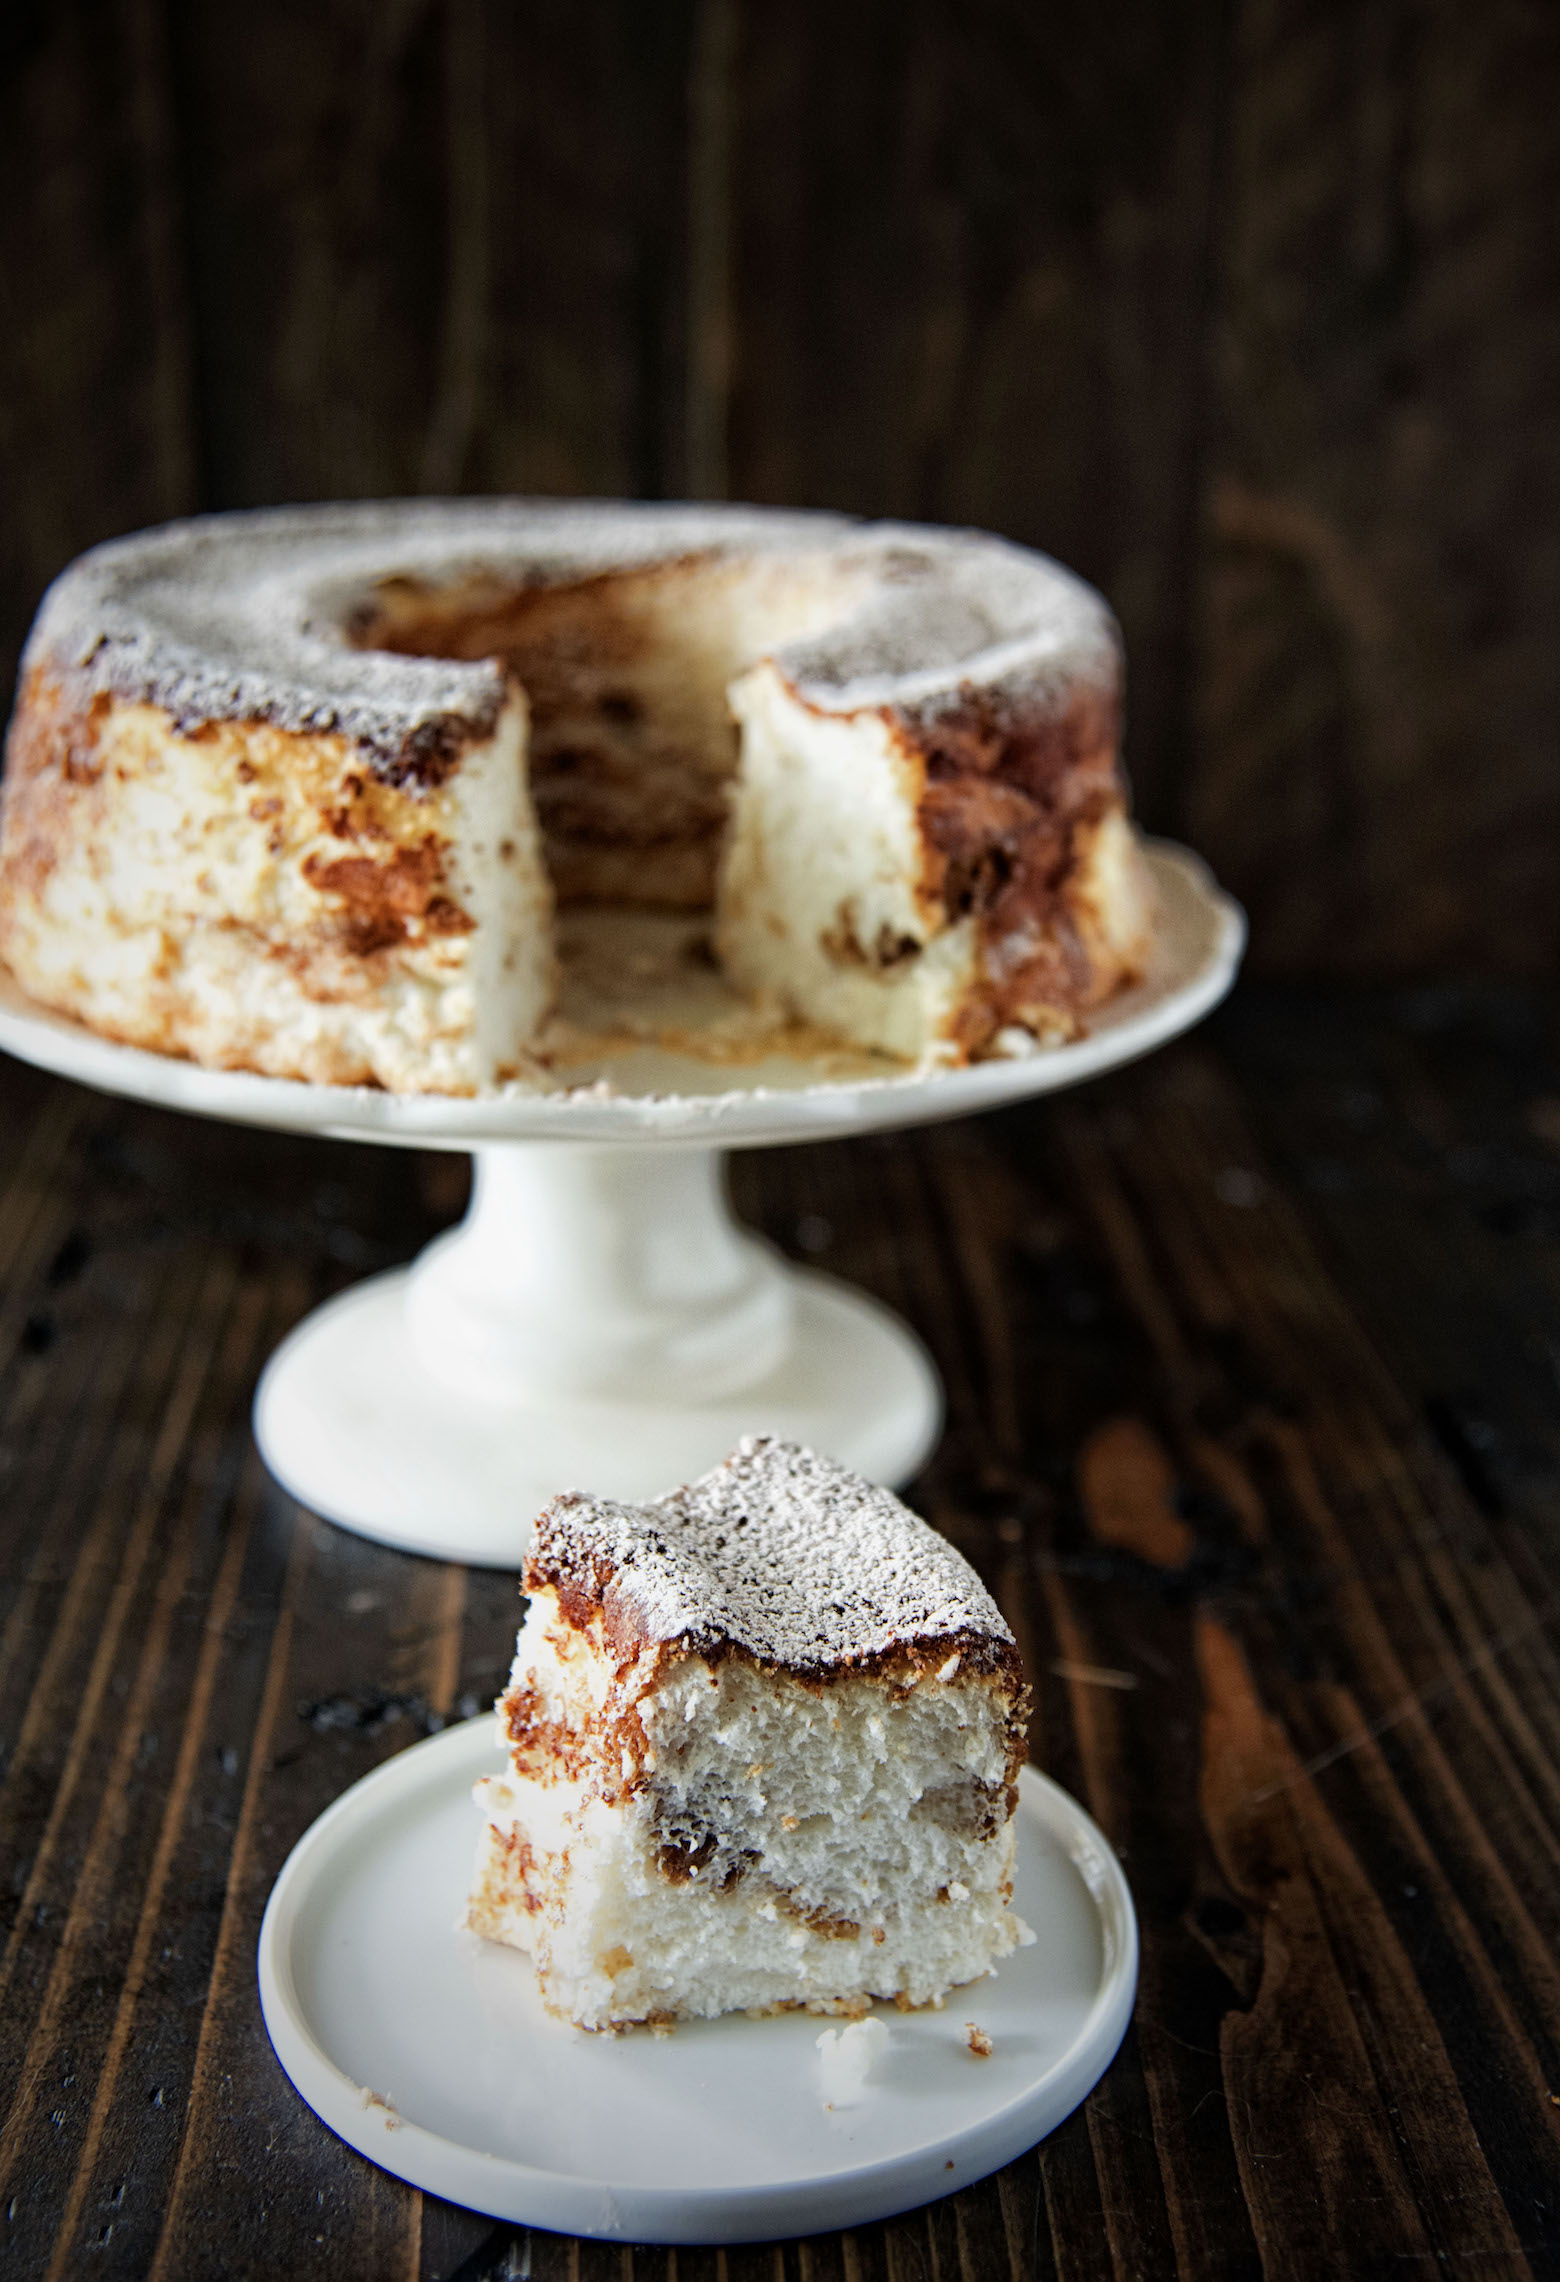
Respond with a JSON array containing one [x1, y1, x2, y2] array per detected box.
[[513, 1593, 1030, 1818], [528, 1531, 1025, 1695], [521, 1446, 1030, 1741], [464, 1822, 547, 1942], [504, 1563, 1030, 1848], [892, 683, 1138, 1054], [0, 670, 106, 913], [1, 672, 472, 951], [299, 839, 475, 954], [0, 673, 491, 1087]]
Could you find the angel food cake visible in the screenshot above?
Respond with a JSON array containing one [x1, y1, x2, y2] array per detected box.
[[0, 500, 1152, 1091], [465, 1437, 1030, 2030]]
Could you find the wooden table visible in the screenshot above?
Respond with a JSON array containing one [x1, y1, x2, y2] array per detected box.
[[2, 984, 1558, 2279]]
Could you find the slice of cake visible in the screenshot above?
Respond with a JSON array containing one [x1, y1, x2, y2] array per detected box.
[[465, 1437, 1030, 2030]]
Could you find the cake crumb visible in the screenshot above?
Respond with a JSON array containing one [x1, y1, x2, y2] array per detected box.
[[816, 2016, 888, 2104], [360, 2087, 402, 2127], [965, 2024, 993, 2058]]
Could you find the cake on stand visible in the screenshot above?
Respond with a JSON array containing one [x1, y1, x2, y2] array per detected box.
[[0, 841, 1242, 1567]]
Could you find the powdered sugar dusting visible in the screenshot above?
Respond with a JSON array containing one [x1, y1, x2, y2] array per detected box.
[[26, 499, 845, 775], [784, 525, 1119, 720], [529, 1436, 1015, 1671], [24, 499, 1117, 779]]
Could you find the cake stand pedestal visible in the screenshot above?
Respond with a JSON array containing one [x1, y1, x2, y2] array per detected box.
[[0, 842, 1243, 1567], [252, 1144, 940, 1563]]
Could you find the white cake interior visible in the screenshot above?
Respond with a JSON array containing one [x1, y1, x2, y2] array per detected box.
[[468, 1586, 1021, 2030], [718, 660, 981, 1061], [1, 692, 552, 1090]]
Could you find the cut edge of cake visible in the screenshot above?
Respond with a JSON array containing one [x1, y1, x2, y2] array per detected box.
[[0, 673, 553, 1092], [718, 657, 1154, 1063]]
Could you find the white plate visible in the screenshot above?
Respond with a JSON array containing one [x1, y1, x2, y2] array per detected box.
[[257, 1720, 1138, 2244], [0, 842, 1241, 1150]]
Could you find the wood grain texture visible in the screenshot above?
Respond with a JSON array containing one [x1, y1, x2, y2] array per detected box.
[[0, 0, 195, 714], [4, 987, 1558, 2276], [1192, 0, 1560, 976], [3, 1, 1558, 974], [729, 0, 1230, 838], [165, 0, 698, 507]]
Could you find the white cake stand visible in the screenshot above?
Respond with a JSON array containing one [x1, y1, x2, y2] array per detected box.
[[0, 843, 1242, 1565]]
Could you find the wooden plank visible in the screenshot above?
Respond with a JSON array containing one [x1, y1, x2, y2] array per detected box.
[[727, 0, 1227, 828], [40, 1441, 274, 2277], [144, 1515, 436, 2282], [0, 1256, 284, 2270], [1193, 0, 1560, 974], [167, 0, 700, 507], [0, 0, 194, 704], [0, 1251, 244, 2037], [1040, 1050, 1560, 2267]]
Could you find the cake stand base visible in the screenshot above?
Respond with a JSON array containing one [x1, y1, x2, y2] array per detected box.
[[254, 1266, 940, 1568], [253, 1144, 942, 1567]]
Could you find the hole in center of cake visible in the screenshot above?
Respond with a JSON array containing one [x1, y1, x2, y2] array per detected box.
[[343, 552, 918, 1073], [345, 552, 862, 917]]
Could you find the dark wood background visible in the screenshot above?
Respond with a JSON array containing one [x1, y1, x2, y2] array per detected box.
[[4, 985, 1560, 2277], [2, 0, 1558, 978]]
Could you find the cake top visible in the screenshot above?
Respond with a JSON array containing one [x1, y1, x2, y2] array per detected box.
[[22, 499, 1118, 785], [774, 523, 1118, 732], [527, 1437, 1016, 1677]]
